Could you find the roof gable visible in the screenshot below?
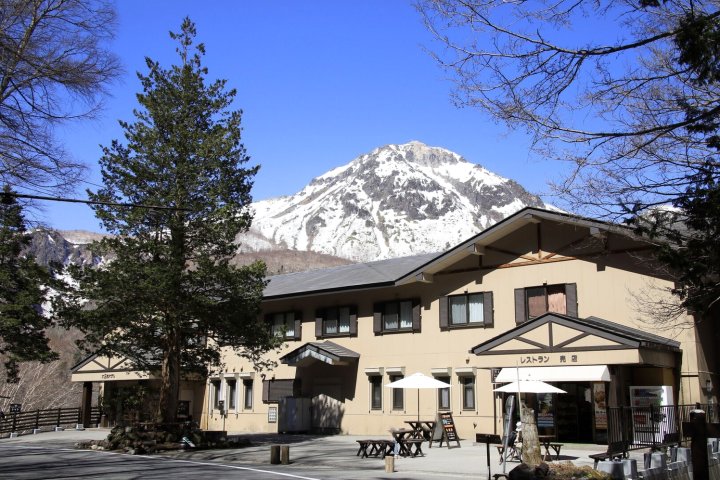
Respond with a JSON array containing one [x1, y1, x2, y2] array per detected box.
[[262, 207, 661, 300], [71, 352, 156, 381], [470, 312, 680, 356], [279, 341, 360, 366], [398, 208, 659, 284]]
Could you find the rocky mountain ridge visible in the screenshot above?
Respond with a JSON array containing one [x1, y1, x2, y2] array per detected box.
[[251, 141, 545, 261], [28, 140, 546, 267]]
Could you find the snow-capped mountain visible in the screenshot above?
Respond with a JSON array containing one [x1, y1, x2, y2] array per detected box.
[[251, 141, 545, 262], [26, 229, 106, 268], [27, 141, 546, 267], [26, 228, 351, 276]]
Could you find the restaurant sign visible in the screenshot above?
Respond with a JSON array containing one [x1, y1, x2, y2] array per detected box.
[[519, 354, 580, 365]]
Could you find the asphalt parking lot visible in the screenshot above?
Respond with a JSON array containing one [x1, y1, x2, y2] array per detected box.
[[0, 428, 647, 479]]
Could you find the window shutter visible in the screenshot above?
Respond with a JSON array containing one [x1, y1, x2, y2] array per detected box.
[[439, 296, 449, 330], [262, 380, 269, 403], [315, 310, 324, 339], [349, 306, 358, 336], [565, 283, 578, 317], [373, 303, 382, 334], [483, 292, 494, 327], [514, 288, 526, 324], [412, 299, 421, 332], [294, 312, 302, 340]]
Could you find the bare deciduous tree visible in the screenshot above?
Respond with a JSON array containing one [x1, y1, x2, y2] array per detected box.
[[418, 0, 720, 215], [0, 0, 120, 194], [0, 360, 81, 411], [0, 327, 84, 410]]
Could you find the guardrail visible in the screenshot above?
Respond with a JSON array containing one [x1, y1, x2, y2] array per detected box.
[[0, 406, 103, 436]]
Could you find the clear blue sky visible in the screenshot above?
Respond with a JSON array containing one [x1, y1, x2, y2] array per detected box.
[[42, 0, 558, 232]]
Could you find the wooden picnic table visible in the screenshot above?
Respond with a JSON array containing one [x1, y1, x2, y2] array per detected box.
[[538, 435, 563, 461], [390, 428, 425, 457], [404, 419, 436, 441], [356, 439, 394, 458]]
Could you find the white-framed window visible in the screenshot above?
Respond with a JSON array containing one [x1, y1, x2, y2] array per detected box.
[[210, 379, 221, 409], [436, 376, 450, 410], [390, 374, 404, 410], [226, 378, 237, 410], [243, 379, 253, 410], [369, 376, 383, 410], [461, 376, 475, 410]]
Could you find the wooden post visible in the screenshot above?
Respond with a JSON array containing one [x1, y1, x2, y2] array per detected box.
[[81, 382, 93, 427], [690, 409, 709, 480], [385, 455, 395, 473], [270, 445, 281, 464], [280, 445, 290, 464]]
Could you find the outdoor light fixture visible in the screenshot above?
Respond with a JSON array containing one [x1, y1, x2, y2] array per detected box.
[[706, 379, 713, 393]]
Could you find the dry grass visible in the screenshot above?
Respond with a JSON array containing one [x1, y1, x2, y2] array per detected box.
[[548, 463, 612, 480]]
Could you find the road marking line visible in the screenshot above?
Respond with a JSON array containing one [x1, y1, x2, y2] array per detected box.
[[9, 445, 322, 480]]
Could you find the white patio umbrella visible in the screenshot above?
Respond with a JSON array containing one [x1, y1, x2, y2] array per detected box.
[[494, 380, 566, 394], [386, 372, 451, 420]]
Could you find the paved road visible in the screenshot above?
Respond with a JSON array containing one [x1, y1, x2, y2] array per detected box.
[[0, 427, 646, 479], [0, 443, 327, 480]]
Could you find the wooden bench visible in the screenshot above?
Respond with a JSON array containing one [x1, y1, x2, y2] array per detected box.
[[542, 443, 563, 461], [589, 441, 630, 468], [496, 444, 522, 463], [356, 439, 393, 458], [402, 438, 425, 457]]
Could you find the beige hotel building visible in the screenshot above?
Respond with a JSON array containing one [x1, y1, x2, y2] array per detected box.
[[71, 208, 717, 443]]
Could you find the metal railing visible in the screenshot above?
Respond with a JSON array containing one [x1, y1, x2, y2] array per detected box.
[[0, 406, 103, 436], [606, 404, 718, 449]]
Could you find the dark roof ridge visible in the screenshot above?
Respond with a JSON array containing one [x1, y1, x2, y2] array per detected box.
[[583, 315, 681, 349]]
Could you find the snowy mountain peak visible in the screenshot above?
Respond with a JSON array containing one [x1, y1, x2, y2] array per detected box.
[[251, 141, 545, 262]]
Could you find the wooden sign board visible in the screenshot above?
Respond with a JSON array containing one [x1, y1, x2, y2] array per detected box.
[[432, 412, 461, 448]]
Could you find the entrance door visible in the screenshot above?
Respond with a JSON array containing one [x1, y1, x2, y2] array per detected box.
[[555, 382, 593, 442]]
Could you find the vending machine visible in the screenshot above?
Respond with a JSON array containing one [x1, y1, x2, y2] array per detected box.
[[629, 386, 674, 445]]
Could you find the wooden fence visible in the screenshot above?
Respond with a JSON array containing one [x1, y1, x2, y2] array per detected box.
[[0, 406, 103, 436]]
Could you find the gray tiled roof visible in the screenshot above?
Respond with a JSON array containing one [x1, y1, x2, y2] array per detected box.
[[264, 252, 438, 299], [583, 316, 681, 349], [279, 340, 361, 365], [317, 340, 361, 359]]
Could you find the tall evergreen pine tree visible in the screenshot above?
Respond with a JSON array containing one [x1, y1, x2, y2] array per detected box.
[[58, 19, 279, 423], [0, 186, 57, 382]]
